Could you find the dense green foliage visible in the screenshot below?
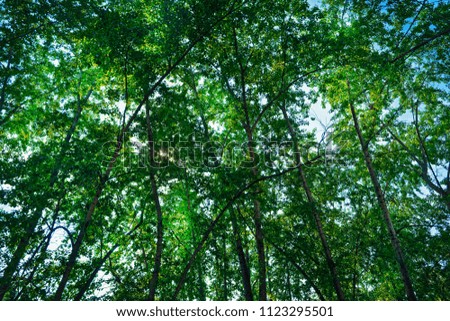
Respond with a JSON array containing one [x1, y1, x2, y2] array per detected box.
[[0, 0, 449, 300]]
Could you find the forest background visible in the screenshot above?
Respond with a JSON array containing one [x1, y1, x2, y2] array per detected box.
[[0, 0, 449, 301]]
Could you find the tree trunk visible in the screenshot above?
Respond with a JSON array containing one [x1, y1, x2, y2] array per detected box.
[[0, 88, 90, 301], [286, 265, 292, 300], [347, 80, 417, 300], [252, 196, 266, 300], [0, 212, 40, 300], [74, 245, 118, 301], [146, 102, 164, 301], [13, 197, 65, 300], [240, 84, 266, 302], [53, 183, 105, 300], [53, 141, 124, 300], [231, 208, 253, 300], [222, 232, 228, 300], [74, 213, 143, 301], [227, 25, 267, 300], [280, 103, 345, 300], [268, 240, 326, 301], [197, 259, 207, 301], [0, 48, 12, 116], [50, 89, 93, 186]]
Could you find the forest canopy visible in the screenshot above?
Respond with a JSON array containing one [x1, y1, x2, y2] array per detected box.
[[0, 0, 449, 301]]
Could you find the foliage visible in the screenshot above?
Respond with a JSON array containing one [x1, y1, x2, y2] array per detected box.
[[0, 0, 449, 301]]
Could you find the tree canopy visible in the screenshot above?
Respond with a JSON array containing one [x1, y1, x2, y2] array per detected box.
[[0, 0, 449, 301]]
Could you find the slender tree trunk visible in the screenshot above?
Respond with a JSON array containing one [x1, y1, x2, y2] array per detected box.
[[14, 197, 65, 300], [0, 50, 11, 113], [50, 88, 93, 186], [240, 124, 266, 300], [212, 232, 220, 299], [74, 214, 143, 301], [232, 27, 267, 299], [268, 240, 326, 301], [239, 103, 266, 301], [236, 105, 266, 301], [0, 88, 91, 301], [75, 245, 118, 301], [352, 238, 360, 300], [286, 265, 292, 300], [13, 229, 53, 300], [0, 212, 40, 300], [53, 140, 124, 300], [224, 25, 267, 300], [251, 196, 266, 300], [231, 208, 253, 300], [146, 102, 164, 301], [347, 80, 417, 301], [222, 232, 228, 300], [197, 259, 207, 301], [280, 103, 345, 300], [53, 182, 105, 300]]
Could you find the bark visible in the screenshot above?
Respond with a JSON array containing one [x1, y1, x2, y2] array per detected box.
[[146, 102, 164, 301], [231, 208, 253, 300], [280, 103, 345, 300], [347, 80, 417, 301]]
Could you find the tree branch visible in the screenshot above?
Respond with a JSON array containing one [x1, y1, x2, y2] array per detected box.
[[172, 157, 321, 299], [391, 26, 450, 63], [250, 66, 326, 133], [388, 128, 444, 195]]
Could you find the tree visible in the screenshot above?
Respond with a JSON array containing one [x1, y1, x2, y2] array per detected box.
[[1, 0, 448, 301]]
